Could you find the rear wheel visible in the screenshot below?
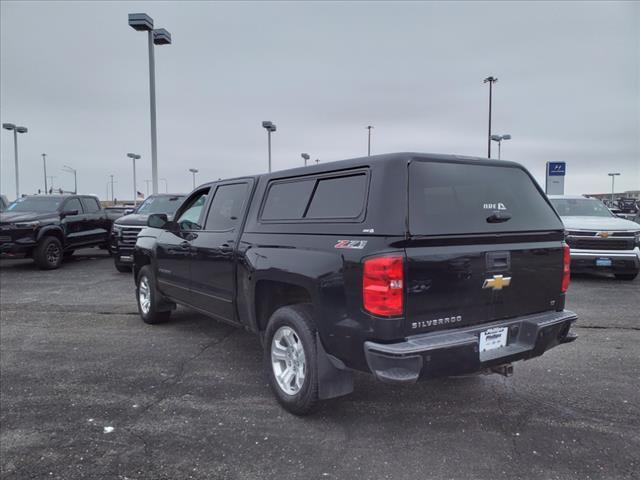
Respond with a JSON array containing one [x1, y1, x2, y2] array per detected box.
[[264, 304, 319, 416], [136, 266, 171, 324], [33, 236, 63, 270], [615, 272, 638, 281]]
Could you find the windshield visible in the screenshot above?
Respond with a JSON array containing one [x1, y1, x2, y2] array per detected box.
[[549, 198, 613, 218], [6, 197, 63, 213], [409, 162, 562, 235], [136, 195, 184, 215]]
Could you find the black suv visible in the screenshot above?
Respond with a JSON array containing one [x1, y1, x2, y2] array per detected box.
[[111, 194, 185, 272], [0, 195, 112, 269], [133, 153, 577, 415]]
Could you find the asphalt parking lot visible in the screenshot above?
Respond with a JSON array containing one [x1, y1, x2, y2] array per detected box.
[[1, 249, 638, 480]]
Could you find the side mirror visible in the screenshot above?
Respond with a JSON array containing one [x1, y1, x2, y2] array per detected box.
[[61, 210, 78, 218], [147, 213, 168, 228]]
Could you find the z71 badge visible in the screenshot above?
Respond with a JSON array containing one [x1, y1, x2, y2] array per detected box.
[[335, 240, 368, 249]]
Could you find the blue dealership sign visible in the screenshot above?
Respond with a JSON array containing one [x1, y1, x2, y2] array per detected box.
[[548, 162, 566, 176]]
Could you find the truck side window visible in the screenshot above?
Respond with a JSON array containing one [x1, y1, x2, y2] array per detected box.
[[176, 192, 208, 231], [305, 174, 367, 219], [63, 198, 83, 215], [205, 183, 249, 231], [261, 179, 315, 220], [82, 197, 100, 213]]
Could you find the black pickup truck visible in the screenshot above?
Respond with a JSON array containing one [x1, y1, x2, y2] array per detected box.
[[0, 194, 112, 269], [133, 153, 577, 415]]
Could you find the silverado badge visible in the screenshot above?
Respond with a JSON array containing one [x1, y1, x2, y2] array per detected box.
[[482, 274, 512, 291]]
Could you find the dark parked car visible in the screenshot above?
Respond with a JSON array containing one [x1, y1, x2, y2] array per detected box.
[[133, 153, 577, 415], [0, 195, 112, 269], [104, 206, 134, 222], [111, 194, 185, 272]]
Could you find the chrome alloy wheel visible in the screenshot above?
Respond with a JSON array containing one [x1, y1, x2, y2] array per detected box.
[[138, 276, 151, 315], [271, 326, 306, 395]]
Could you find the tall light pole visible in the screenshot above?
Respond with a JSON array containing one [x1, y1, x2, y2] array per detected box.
[[483, 76, 498, 158], [42, 153, 48, 193], [62, 165, 77, 194], [2, 123, 28, 198], [127, 153, 141, 205], [301, 153, 310, 166], [262, 121, 277, 173], [189, 168, 199, 189], [160, 178, 168, 192], [366, 125, 373, 156], [128, 13, 172, 195], [608, 173, 620, 205], [110, 175, 116, 203], [490, 134, 511, 160]]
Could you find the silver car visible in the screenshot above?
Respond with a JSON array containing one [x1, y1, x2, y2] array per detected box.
[[549, 195, 640, 281]]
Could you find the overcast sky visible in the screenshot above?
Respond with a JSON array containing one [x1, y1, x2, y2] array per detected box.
[[1, 1, 638, 200]]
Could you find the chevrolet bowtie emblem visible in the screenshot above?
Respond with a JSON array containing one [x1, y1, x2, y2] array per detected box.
[[596, 231, 611, 238], [483, 274, 512, 291]]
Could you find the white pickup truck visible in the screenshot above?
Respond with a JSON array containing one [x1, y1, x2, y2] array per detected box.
[[549, 195, 640, 280]]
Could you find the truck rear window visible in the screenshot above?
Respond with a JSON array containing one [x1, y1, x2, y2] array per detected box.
[[409, 162, 562, 235]]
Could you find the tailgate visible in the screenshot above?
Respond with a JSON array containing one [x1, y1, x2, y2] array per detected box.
[[404, 239, 564, 335]]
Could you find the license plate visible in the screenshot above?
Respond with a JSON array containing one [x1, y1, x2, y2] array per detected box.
[[596, 258, 612, 267], [479, 327, 508, 352], [119, 255, 133, 263]]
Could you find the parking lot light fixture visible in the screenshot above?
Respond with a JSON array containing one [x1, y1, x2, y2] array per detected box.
[[608, 173, 621, 204], [301, 153, 310, 166], [490, 134, 511, 160], [262, 121, 277, 173], [3, 123, 28, 198], [128, 13, 172, 195], [189, 168, 199, 189], [127, 153, 141, 205]]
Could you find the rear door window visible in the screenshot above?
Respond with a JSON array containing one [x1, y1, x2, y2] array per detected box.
[[409, 162, 562, 235]]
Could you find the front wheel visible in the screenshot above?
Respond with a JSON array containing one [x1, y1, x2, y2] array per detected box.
[[264, 304, 319, 416], [33, 236, 63, 270], [615, 272, 638, 281], [136, 266, 171, 324]]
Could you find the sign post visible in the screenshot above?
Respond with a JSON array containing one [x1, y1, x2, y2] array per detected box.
[[546, 162, 566, 195]]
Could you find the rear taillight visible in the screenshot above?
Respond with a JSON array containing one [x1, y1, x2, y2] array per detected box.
[[363, 254, 404, 317], [561, 243, 571, 293]]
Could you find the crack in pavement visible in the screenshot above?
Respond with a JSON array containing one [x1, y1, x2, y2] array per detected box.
[[574, 325, 640, 331]]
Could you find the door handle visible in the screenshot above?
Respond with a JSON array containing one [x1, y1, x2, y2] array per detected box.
[[180, 241, 190, 250]]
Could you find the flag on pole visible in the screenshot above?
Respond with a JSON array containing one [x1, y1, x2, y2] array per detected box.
[[137, 191, 145, 199]]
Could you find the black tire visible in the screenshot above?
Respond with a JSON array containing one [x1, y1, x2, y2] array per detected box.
[[33, 236, 63, 270], [115, 262, 132, 273], [615, 272, 638, 281], [264, 304, 320, 416], [136, 265, 171, 324], [63, 250, 75, 258]]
